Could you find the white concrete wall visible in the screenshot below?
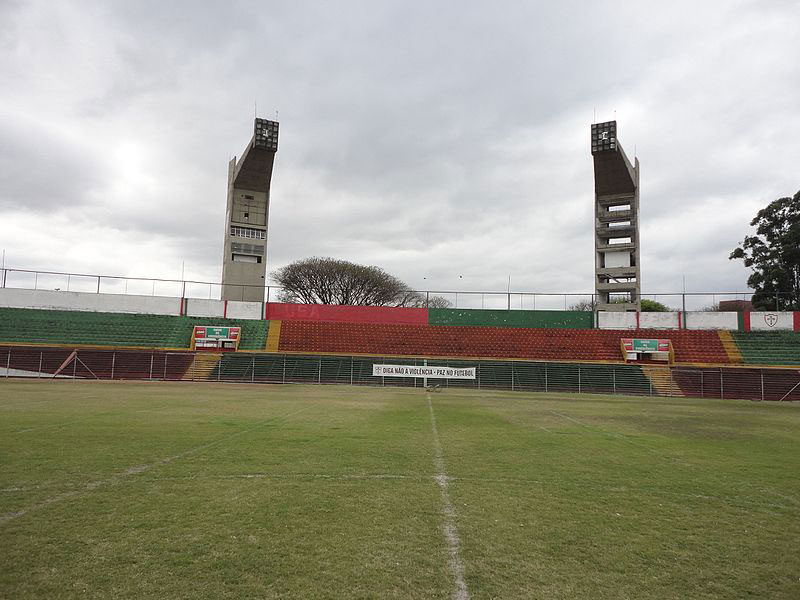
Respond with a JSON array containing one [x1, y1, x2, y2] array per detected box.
[[639, 312, 679, 329], [0, 288, 180, 316], [0, 288, 266, 321], [599, 311, 740, 330], [686, 312, 738, 330], [184, 298, 224, 318], [598, 311, 637, 329], [226, 300, 263, 320], [750, 311, 795, 331]]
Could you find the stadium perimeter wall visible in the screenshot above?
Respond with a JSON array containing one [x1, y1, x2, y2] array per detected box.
[[1, 288, 798, 332], [264, 302, 427, 324], [598, 310, 799, 332], [3, 346, 799, 401], [428, 308, 593, 328]]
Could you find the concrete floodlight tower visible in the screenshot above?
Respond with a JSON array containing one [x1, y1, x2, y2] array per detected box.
[[591, 120, 640, 312], [221, 118, 279, 302]]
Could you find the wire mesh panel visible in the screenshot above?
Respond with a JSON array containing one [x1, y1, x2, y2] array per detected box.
[[469, 361, 509, 390], [613, 365, 652, 396], [319, 356, 354, 385], [578, 364, 616, 395], [282, 355, 322, 384], [545, 363, 580, 393], [217, 353, 254, 382], [110, 351, 157, 380], [3, 345, 800, 402], [764, 369, 800, 401], [512, 362, 548, 392], [352, 356, 379, 386], [249, 354, 284, 383], [722, 368, 766, 401], [5, 348, 46, 376], [671, 369, 702, 398]]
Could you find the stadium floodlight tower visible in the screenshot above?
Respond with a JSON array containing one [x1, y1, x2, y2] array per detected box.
[[591, 120, 640, 312], [221, 118, 279, 302]]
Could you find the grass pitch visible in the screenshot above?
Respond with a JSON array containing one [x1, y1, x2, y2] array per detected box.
[[1, 381, 799, 599]]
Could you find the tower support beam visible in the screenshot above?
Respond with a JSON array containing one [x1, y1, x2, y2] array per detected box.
[[221, 118, 279, 302], [591, 121, 641, 312]]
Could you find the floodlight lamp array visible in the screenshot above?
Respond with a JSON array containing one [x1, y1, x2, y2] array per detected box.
[[254, 118, 279, 151], [591, 121, 617, 154]]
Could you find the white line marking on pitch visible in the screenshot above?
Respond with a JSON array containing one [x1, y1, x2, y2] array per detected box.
[[0, 404, 315, 526], [427, 393, 469, 600]]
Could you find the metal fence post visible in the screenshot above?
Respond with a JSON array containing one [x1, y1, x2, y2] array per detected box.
[[577, 365, 581, 394], [282, 354, 286, 384], [612, 368, 616, 394], [73, 353, 77, 378], [251, 355, 255, 383], [96, 276, 101, 294], [720, 369, 724, 400], [149, 353, 154, 380], [511, 363, 515, 392], [38, 351, 42, 378], [111, 352, 116, 380], [164, 354, 168, 381], [318, 357, 322, 384], [760, 369, 764, 402], [350, 356, 354, 386], [544, 363, 548, 392], [700, 370, 704, 398]]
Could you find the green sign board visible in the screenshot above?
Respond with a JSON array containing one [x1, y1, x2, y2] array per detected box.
[[632, 339, 659, 351], [195, 326, 239, 340]]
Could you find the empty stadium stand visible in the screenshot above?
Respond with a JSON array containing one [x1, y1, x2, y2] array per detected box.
[[277, 320, 731, 364], [0, 307, 268, 350], [731, 331, 800, 366]]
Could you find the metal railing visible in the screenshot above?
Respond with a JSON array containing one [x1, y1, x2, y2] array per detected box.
[[2, 347, 798, 401], [0, 267, 784, 311]]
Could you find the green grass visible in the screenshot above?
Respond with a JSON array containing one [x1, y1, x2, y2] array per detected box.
[[1, 381, 799, 599]]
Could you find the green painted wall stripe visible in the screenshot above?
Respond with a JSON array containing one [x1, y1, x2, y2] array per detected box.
[[428, 308, 594, 329]]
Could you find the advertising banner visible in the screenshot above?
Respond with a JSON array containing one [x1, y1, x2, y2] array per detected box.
[[372, 364, 476, 380]]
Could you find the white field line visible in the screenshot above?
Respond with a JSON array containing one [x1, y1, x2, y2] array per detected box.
[[427, 393, 469, 600], [0, 404, 315, 526]]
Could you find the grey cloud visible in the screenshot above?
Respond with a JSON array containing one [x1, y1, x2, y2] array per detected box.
[[1, 0, 799, 300]]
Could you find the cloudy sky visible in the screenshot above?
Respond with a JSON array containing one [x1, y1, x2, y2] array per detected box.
[[1, 0, 798, 309]]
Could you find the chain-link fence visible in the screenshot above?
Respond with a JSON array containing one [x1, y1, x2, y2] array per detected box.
[[2, 267, 785, 310], [2, 347, 798, 401]]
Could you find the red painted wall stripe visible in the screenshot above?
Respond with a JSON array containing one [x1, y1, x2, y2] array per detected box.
[[743, 311, 751, 332], [223, 300, 228, 319], [635, 311, 640, 330], [794, 311, 800, 332], [264, 303, 429, 325]]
